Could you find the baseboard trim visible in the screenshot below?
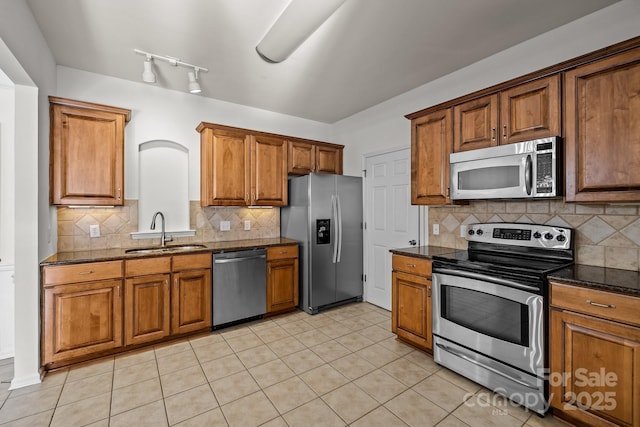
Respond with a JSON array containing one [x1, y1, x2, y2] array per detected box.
[[9, 370, 42, 390]]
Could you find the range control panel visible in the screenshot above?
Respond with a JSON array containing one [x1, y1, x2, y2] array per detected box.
[[466, 222, 572, 250]]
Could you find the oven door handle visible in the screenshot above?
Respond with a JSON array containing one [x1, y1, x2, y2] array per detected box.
[[436, 342, 539, 390], [434, 268, 540, 292]]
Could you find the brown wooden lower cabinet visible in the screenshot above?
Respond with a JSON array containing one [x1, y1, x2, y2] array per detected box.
[[171, 268, 212, 334], [391, 254, 432, 351], [266, 245, 299, 314], [43, 278, 123, 365], [549, 281, 640, 427], [42, 254, 212, 369]]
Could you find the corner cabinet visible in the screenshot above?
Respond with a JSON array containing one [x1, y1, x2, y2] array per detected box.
[[549, 281, 640, 427], [49, 97, 130, 206], [42, 261, 124, 366], [266, 245, 299, 314], [564, 47, 640, 203], [410, 108, 453, 205], [198, 123, 287, 207], [391, 254, 432, 351]]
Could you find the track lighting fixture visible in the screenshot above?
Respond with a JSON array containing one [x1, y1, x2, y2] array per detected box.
[[141, 55, 156, 83], [133, 49, 208, 94], [188, 70, 201, 94], [256, 0, 346, 63]]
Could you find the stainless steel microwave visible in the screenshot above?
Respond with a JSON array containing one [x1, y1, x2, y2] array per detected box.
[[450, 136, 561, 200]]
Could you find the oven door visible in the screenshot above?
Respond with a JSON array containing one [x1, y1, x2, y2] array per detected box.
[[432, 269, 544, 376]]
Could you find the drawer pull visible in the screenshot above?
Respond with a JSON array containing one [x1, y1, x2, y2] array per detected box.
[[279, 250, 287, 254], [587, 300, 616, 309], [406, 263, 416, 268], [77, 270, 94, 275]]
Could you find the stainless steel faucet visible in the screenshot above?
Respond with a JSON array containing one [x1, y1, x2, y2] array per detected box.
[[150, 211, 172, 247]]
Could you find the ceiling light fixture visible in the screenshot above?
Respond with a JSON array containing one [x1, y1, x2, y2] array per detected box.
[[133, 49, 208, 94], [141, 55, 156, 83], [188, 70, 201, 94], [256, 0, 346, 63]]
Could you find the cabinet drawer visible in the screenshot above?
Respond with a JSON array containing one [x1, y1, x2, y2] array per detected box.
[[43, 261, 123, 286], [392, 254, 431, 277], [172, 253, 212, 271], [125, 256, 171, 277], [551, 281, 640, 327], [267, 245, 298, 260]]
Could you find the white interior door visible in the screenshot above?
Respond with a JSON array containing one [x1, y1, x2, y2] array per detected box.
[[363, 147, 421, 310]]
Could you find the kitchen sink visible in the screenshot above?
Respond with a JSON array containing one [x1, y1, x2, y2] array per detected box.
[[125, 244, 207, 254]]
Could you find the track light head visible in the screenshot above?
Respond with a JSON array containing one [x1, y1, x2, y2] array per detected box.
[[141, 56, 156, 83], [188, 70, 201, 94]]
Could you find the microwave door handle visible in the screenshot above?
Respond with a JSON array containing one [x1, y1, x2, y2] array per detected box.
[[525, 154, 533, 195]]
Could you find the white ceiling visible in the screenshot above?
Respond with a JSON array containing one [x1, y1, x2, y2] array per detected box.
[[26, 0, 618, 123]]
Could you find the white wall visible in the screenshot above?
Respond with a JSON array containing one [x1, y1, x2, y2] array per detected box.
[[0, 0, 57, 388], [331, 0, 640, 176], [57, 68, 333, 201]]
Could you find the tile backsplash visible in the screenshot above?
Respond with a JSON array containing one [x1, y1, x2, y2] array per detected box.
[[429, 200, 640, 271], [57, 199, 640, 271], [57, 200, 279, 252]]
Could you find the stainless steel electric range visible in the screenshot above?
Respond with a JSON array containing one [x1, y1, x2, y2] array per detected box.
[[431, 222, 574, 414]]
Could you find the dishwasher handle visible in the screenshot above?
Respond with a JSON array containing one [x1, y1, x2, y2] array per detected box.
[[214, 254, 266, 264]]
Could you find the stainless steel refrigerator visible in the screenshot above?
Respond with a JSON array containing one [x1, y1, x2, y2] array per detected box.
[[281, 174, 363, 314]]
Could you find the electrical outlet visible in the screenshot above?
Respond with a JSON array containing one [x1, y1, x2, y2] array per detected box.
[[220, 220, 230, 231], [89, 224, 101, 238], [460, 224, 468, 237], [244, 220, 251, 230], [432, 224, 440, 235]]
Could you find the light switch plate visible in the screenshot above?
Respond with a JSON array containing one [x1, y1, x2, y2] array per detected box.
[[432, 224, 439, 235], [220, 221, 230, 231], [460, 224, 467, 237], [244, 220, 251, 230]]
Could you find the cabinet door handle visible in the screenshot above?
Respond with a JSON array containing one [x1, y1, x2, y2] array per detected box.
[[117, 188, 121, 200], [586, 300, 616, 309], [502, 124, 507, 140], [427, 285, 431, 297], [491, 128, 496, 141], [116, 285, 120, 297]]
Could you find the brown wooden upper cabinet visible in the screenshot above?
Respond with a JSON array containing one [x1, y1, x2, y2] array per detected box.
[[49, 97, 131, 206], [287, 139, 343, 175], [564, 47, 640, 203], [198, 123, 287, 207], [453, 75, 561, 152], [411, 108, 453, 205]]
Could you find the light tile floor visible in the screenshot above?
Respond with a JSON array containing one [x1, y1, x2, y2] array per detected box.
[[0, 302, 569, 426]]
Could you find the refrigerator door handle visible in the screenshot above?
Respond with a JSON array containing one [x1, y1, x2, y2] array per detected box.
[[331, 195, 338, 264], [336, 195, 343, 263]]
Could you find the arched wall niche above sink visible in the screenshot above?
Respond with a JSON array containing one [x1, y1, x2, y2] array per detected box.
[[132, 140, 195, 239]]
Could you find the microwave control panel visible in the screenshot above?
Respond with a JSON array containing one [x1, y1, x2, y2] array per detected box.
[[534, 140, 558, 196]]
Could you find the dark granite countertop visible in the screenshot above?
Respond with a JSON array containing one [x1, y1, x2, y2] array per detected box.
[[40, 237, 299, 266], [549, 264, 640, 297], [389, 245, 457, 259]]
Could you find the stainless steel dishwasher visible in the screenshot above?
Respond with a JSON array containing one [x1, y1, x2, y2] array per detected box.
[[212, 248, 267, 327]]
